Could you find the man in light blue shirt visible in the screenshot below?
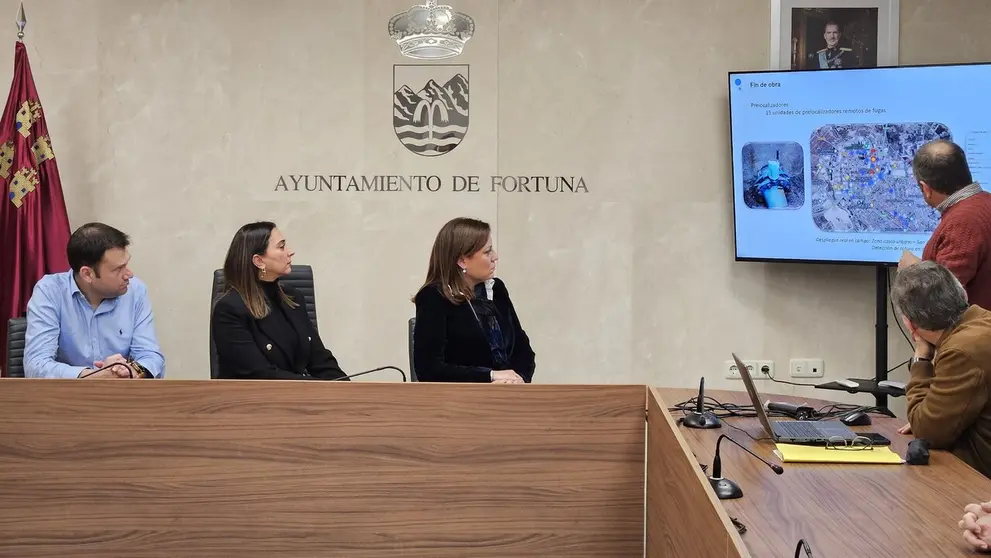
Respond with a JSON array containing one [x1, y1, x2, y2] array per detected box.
[[23, 222, 165, 379]]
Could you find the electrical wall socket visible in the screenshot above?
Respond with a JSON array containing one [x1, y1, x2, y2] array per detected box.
[[790, 358, 824, 378], [724, 360, 747, 380], [755, 360, 775, 380], [724, 360, 771, 380]]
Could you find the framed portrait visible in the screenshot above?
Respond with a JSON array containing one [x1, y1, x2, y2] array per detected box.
[[770, 0, 899, 70]]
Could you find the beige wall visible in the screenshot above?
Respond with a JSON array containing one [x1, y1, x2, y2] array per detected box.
[[9, 0, 991, 413]]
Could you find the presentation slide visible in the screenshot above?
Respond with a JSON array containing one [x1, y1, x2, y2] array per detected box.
[[728, 63, 991, 265]]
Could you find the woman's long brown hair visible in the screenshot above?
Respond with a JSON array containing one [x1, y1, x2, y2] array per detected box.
[[415, 217, 491, 304], [222, 221, 297, 319]]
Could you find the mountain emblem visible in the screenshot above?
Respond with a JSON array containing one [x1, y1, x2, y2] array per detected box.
[[393, 64, 468, 157]]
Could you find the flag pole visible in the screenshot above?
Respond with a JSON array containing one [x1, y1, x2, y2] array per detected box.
[[16, 2, 25, 41]]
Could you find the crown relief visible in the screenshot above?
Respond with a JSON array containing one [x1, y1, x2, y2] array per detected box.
[[388, 0, 475, 60]]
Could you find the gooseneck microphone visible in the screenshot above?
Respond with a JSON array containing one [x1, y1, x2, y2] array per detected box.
[[708, 434, 783, 500], [328, 366, 408, 382], [682, 377, 722, 429]]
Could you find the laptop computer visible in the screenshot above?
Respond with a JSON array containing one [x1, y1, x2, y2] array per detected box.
[[733, 352, 858, 443]]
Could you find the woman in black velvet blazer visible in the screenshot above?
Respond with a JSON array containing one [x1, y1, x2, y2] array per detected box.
[[211, 222, 347, 380], [412, 217, 535, 383]]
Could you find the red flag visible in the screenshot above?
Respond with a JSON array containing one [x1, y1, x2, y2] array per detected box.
[[0, 41, 71, 374]]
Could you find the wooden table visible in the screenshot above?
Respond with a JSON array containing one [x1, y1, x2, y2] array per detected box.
[[657, 388, 991, 558]]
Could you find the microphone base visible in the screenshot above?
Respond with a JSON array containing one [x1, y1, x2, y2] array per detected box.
[[682, 411, 722, 429], [709, 477, 743, 500]]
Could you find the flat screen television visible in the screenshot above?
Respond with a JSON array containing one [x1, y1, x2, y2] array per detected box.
[[728, 62, 991, 265]]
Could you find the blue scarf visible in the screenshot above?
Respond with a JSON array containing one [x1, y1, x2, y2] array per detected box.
[[471, 283, 511, 369]]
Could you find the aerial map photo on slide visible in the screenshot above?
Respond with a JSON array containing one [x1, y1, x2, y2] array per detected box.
[[809, 122, 951, 233]]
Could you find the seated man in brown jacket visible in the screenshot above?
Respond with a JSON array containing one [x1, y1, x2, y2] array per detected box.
[[891, 261, 991, 477]]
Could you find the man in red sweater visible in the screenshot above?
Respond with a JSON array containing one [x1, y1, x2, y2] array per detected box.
[[900, 140, 991, 310]]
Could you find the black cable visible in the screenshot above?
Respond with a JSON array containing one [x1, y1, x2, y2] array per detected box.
[[671, 397, 773, 441], [671, 395, 894, 426], [888, 268, 914, 348], [795, 538, 813, 557], [691, 452, 709, 473], [886, 358, 910, 374], [813, 404, 896, 420], [722, 417, 772, 442], [669, 396, 765, 419], [764, 371, 818, 387], [78, 361, 135, 378], [671, 396, 893, 419], [327, 365, 408, 382]]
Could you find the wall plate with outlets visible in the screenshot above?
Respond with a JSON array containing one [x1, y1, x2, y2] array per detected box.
[[725, 360, 769, 380], [790, 358, 824, 378]]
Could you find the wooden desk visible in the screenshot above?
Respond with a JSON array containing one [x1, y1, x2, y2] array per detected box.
[[657, 388, 991, 558], [0, 381, 647, 557]]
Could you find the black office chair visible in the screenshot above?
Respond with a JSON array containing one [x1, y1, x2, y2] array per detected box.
[[408, 317, 418, 382], [5, 317, 27, 378], [209, 265, 319, 379]]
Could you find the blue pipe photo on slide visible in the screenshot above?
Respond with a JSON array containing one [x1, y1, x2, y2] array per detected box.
[[754, 157, 792, 209]]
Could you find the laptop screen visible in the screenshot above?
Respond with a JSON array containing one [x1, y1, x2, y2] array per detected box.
[[732, 353, 775, 438]]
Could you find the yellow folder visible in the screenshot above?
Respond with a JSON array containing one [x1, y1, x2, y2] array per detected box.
[[773, 443, 905, 464]]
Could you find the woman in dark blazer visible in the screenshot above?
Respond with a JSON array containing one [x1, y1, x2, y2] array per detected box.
[[211, 221, 347, 380], [412, 217, 535, 383]]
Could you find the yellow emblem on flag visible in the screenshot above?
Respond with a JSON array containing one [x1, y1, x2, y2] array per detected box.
[[0, 140, 13, 179], [31, 135, 53, 165], [15, 99, 41, 139], [8, 166, 39, 208]]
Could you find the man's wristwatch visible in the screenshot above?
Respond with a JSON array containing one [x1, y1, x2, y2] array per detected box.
[[909, 356, 932, 368]]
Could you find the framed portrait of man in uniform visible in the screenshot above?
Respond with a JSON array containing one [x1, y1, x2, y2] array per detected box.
[[770, 0, 899, 70]]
